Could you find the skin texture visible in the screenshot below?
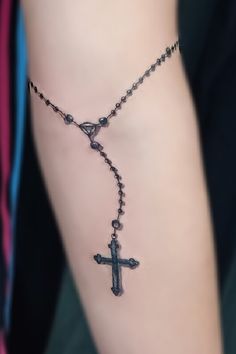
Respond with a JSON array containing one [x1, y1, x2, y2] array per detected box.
[[22, 1, 223, 353]]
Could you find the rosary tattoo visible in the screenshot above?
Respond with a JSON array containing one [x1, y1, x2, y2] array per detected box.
[[28, 39, 180, 296]]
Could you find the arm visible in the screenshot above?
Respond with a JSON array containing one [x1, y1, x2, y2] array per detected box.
[[22, 1, 223, 353]]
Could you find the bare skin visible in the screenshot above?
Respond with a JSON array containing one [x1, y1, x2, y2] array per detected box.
[[22, 1, 223, 353]]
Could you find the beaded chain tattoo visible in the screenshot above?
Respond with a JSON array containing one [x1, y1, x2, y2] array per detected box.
[[28, 39, 180, 296]]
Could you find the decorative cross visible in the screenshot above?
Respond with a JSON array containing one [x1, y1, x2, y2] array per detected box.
[[94, 239, 139, 296]]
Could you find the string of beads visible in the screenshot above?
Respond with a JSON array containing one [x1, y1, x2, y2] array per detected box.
[[28, 39, 180, 241]]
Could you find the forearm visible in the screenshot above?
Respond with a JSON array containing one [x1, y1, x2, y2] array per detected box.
[[22, 1, 222, 353]]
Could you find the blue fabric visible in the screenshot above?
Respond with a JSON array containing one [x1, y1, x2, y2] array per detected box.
[[5, 7, 27, 331]]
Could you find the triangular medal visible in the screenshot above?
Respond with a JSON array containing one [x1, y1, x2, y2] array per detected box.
[[79, 122, 97, 137]]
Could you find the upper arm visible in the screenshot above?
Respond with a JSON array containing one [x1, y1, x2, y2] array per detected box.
[[22, 2, 222, 353]]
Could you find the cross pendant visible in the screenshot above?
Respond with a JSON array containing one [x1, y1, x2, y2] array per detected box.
[[94, 239, 139, 296]]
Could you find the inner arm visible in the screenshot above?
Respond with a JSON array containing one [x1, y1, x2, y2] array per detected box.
[[22, 1, 223, 353]]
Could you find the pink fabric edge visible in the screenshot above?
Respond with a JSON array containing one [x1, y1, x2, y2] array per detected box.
[[0, 332, 7, 354]]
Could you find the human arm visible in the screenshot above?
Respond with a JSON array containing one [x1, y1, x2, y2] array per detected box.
[[22, 1, 223, 353]]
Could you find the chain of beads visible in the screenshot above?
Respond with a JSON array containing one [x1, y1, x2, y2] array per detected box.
[[28, 39, 180, 241], [28, 39, 180, 126], [98, 148, 125, 239]]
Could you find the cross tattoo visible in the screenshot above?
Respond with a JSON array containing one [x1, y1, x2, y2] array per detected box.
[[94, 239, 140, 296]]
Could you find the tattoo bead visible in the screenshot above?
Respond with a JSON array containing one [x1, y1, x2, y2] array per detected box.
[[90, 141, 100, 149], [111, 109, 116, 116], [53, 106, 59, 112], [138, 77, 144, 83], [127, 89, 132, 96], [118, 208, 124, 214], [39, 93, 44, 99], [150, 64, 156, 71], [145, 69, 150, 76], [110, 166, 117, 172], [156, 58, 161, 65], [100, 151, 107, 157], [99, 117, 108, 126], [132, 83, 138, 90], [161, 54, 166, 62], [111, 233, 117, 239], [121, 96, 127, 102], [112, 219, 121, 229], [166, 47, 172, 57], [45, 99, 50, 105], [64, 114, 74, 125], [116, 103, 121, 109]]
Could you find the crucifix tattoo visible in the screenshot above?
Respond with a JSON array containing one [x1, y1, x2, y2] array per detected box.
[[28, 40, 179, 296], [94, 239, 139, 296]]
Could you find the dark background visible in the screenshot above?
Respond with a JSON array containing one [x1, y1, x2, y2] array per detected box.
[[8, 1, 236, 353]]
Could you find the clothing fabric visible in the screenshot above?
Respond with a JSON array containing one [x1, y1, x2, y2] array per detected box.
[[0, 0, 13, 352], [0, 3, 27, 354]]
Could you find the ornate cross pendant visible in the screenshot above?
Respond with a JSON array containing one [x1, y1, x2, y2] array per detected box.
[[94, 239, 139, 296]]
